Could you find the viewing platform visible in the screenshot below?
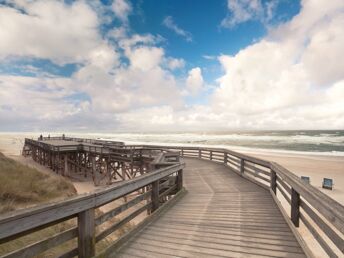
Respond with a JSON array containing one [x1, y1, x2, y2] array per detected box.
[[0, 137, 343, 258]]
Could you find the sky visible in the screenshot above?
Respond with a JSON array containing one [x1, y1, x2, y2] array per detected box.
[[0, 0, 343, 132]]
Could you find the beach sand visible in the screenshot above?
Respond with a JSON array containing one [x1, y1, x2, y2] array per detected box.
[[0, 133, 147, 230], [0, 133, 342, 256], [245, 151, 344, 204], [0, 133, 343, 204]]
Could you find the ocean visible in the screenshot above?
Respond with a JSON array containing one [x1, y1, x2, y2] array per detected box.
[[77, 130, 344, 156]]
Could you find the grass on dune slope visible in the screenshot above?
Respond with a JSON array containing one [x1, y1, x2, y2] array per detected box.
[[0, 151, 76, 214], [0, 152, 133, 257]]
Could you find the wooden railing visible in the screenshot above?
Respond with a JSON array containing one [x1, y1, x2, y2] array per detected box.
[[2, 142, 343, 257], [130, 145, 343, 258], [0, 154, 184, 258], [40, 136, 124, 147]]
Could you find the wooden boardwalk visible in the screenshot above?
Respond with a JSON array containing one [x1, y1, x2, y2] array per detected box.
[[115, 158, 306, 258], [2, 139, 342, 257]]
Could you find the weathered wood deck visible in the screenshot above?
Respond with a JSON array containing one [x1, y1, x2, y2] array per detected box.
[[2, 138, 342, 257], [115, 158, 306, 258]]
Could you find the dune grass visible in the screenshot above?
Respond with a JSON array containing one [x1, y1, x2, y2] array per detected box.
[[0, 152, 133, 256], [0, 151, 76, 214]]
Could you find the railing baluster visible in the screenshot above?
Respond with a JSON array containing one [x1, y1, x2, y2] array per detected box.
[[224, 152, 228, 164], [151, 180, 160, 212], [177, 169, 183, 191], [198, 149, 201, 158], [291, 188, 300, 227], [270, 170, 277, 194], [240, 159, 245, 175], [78, 208, 95, 258]]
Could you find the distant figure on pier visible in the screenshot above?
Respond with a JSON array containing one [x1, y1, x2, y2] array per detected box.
[[48, 134, 50, 139], [39, 134, 43, 140], [62, 134, 65, 140]]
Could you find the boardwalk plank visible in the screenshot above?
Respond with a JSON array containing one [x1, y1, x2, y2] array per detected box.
[[116, 158, 306, 258]]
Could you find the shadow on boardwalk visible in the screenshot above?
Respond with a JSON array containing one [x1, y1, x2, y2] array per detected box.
[[115, 158, 306, 258]]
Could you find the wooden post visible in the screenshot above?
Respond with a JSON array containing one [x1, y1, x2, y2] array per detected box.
[[151, 180, 160, 212], [38, 149, 41, 164], [224, 153, 228, 164], [198, 149, 201, 158], [91, 156, 99, 185], [181, 148, 184, 157], [177, 169, 183, 191], [79, 153, 82, 172], [78, 209, 95, 258], [64, 154, 69, 177], [291, 188, 300, 227], [121, 162, 126, 181], [210, 151, 213, 160], [56, 153, 60, 174], [270, 170, 277, 194], [240, 159, 245, 175]]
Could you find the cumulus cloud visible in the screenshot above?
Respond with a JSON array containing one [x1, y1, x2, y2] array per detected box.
[[186, 67, 204, 96], [212, 0, 344, 129], [112, 0, 132, 23], [0, 0, 343, 131], [166, 58, 185, 70], [221, 0, 278, 28], [0, 0, 184, 131], [162, 16, 193, 42], [117, 0, 344, 131], [0, 0, 100, 64]]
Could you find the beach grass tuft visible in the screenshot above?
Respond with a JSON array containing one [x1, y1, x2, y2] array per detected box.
[[0, 152, 133, 256], [0, 151, 76, 214]]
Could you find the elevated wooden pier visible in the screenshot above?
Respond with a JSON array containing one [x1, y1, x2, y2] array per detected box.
[[22, 136, 171, 185], [0, 137, 343, 258]]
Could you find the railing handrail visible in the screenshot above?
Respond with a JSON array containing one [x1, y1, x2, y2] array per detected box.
[[38, 137, 124, 146], [126, 144, 271, 167], [0, 162, 184, 242], [22, 139, 344, 224], [19, 139, 344, 256], [148, 144, 343, 256], [153, 145, 344, 220], [271, 162, 344, 234]]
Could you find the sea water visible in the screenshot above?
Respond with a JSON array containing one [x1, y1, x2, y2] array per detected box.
[[75, 130, 344, 156]]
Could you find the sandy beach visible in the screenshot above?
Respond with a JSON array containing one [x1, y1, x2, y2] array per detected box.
[[247, 151, 344, 204], [0, 133, 342, 257], [0, 133, 343, 206]]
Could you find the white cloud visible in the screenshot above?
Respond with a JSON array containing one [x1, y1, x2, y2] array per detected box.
[[186, 67, 204, 96], [0, 1, 101, 64], [113, 0, 344, 131], [212, 0, 344, 129], [300, 12, 344, 86], [166, 58, 185, 70], [221, 0, 278, 28], [127, 46, 164, 71], [0, 0, 185, 131], [1, 0, 343, 131], [162, 16, 193, 42], [112, 0, 132, 23], [203, 55, 216, 60]]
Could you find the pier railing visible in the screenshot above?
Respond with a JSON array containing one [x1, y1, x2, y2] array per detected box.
[[2, 141, 343, 257], [0, 154, 184, 258], [40, 136, 124, 147], [131, 145, 343, 257]]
